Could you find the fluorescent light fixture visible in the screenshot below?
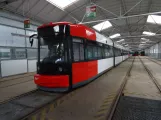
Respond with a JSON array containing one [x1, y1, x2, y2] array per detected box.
[[147, 15, 161, 25], [93, 20, 112, 31], [110, 33, 120, 39], [140, 44, 146, 46], [46, 0, 78, 9], [143, 31, 156, 36], [141, 38, 149, 41], [124, 44, 128, 46], [117, 39, 124, 43], [141, 42, 146, 44], [122, 43, 126, 45]]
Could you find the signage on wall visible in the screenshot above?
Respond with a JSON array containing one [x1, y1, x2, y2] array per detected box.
[[24, 19, 30, 28], [86, 5, 96, 18]]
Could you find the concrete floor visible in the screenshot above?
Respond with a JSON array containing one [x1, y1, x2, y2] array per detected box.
[[142, 57, 161, 86], [2, 56, 161, 120], [124, 57, 161, 100], [0, 73, 36, 102], [45, 58, 133, 120]]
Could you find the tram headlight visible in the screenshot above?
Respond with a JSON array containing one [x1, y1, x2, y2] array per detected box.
[[37, 66, 40, 71], [58, 67, 63, 72]]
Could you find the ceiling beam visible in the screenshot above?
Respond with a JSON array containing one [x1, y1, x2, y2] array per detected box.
[[120, 0, 131, 36], [31, 3, 49, 20], [25, 0, 40, 15], [80, 11, 161, 24], [113, 34, 161, 39]]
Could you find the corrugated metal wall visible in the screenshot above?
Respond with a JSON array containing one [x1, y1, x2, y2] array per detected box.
[[145, 42, 161, 59]]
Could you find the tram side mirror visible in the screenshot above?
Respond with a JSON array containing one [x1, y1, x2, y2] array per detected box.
[[29, 34, 37, 47], [29, 38, 34, 47]]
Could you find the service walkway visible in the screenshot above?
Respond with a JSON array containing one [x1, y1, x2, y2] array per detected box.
[[0, 72, 36, 102]]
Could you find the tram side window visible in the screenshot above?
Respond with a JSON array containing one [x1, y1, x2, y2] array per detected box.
[[114, 48, 117, 56], [104, 48, 108, 57], [101, 47, 105, 58], [86, 45, 93, 60], [109, 46, 113, 57], [115, 48, 121, 56], [105, 46, 112, 58], [73, 42, 84, 61], [80, 44, 84, 60], [119, 49, 121, 56], [93, 46, 98, 58], [98, 47, 102, 58], [73, 43, 80, 61]]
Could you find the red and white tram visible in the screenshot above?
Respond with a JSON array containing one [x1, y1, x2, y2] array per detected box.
[[29, 22, 129, 92]]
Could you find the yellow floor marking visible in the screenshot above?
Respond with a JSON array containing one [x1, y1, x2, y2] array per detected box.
[[94, 114, 106, 120], [31, 115, 37, 120], [96, 110, 107, 115], [40, 108, 46, 120], [49, 103, 54, 112]]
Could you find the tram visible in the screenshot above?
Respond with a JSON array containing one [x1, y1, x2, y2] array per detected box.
[[29, 22, 129, 92]]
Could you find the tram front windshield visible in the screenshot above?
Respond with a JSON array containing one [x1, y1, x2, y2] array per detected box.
[[38, 25, 68, 64]]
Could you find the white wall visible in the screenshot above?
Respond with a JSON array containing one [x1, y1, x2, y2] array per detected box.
[[28, 60, 37, 72], [1, 60, 27, 77], [98, 58, 113, 74], [145, 42, 160, 59], [0, 11, 40, 77]]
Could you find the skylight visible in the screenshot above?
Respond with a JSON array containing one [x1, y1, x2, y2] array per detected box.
[[141, 38, 148, 40], [110, 33, 120, 39], [143, 31, 156, 36], [141, 38, 149, 42], [147, 15, 161, 25], [117, 39, 124, 43], [46, 0, 78, 9], [93, 20, 112, 31]]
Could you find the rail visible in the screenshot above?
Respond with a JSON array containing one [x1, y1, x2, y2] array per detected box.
[[106, 57, 135, 120], [139, 57, 161, 93]]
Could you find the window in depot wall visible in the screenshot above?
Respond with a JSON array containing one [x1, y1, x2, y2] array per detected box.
[[27, 49, 37, 59], [15, 49, 26, 59], [0, 48, 11, 59]]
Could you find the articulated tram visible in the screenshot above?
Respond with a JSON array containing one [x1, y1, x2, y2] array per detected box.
[[29, 22, 129, 92]]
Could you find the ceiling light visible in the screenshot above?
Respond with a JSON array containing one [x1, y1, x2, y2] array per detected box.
[[147, 15, 161, 25], [93, 20, 112, 31], [110, 33, 120, 39], [117, 39, 124, 43], [122, 43, 126, 45], [46, 0, 78, 9], [141, 38, 148, 40], [140, 43, 146, 46], [143, 31, 156, 36], [141, 42, 146, 44]]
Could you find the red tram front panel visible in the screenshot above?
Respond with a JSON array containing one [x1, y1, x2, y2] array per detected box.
[[34, 74, 69, 88]]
